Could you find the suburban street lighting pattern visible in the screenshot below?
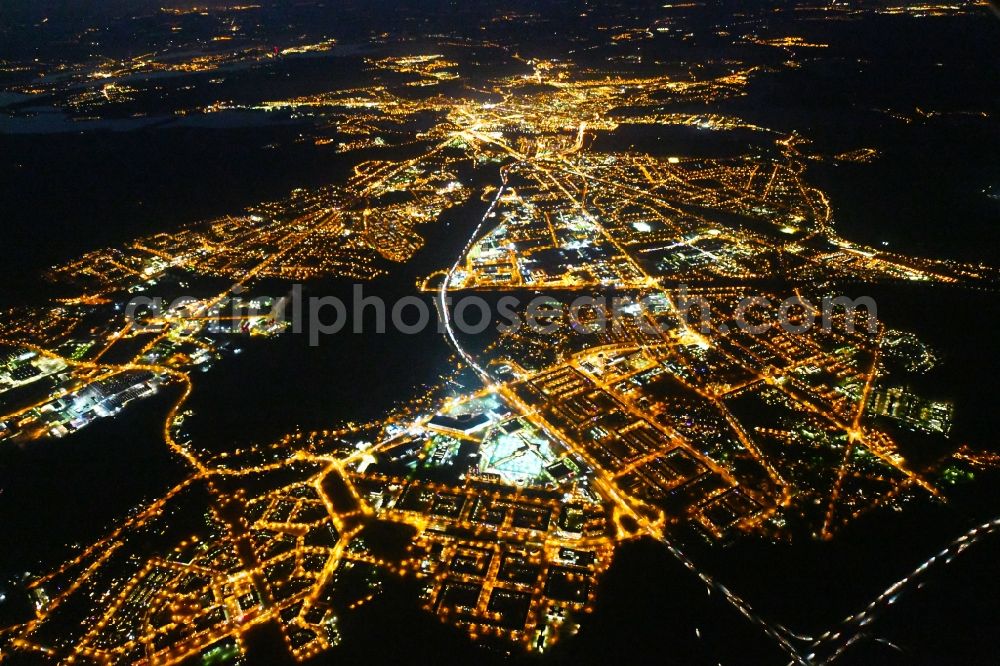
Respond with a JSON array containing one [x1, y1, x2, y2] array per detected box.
[[1, 44, 998, 666]]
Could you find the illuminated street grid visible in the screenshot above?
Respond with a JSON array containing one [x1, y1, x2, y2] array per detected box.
[[2, 320, 995, 664], [2, 13, 999, 664]]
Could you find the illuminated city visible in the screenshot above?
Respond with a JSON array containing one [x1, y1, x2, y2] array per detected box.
[[1, 1, 998, 665]]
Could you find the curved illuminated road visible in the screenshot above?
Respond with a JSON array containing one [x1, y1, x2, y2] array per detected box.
[[438, 167, 509, 383], [812, 515, 1000, 663]]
